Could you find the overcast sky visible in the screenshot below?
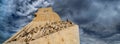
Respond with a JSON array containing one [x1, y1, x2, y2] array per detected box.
[[0, 0, 120, 44]]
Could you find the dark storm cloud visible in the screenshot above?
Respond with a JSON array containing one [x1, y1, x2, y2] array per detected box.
[[52, 0, 98, 24]]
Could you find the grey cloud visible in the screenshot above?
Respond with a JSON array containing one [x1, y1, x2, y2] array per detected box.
[[1, 0, 120, 44]]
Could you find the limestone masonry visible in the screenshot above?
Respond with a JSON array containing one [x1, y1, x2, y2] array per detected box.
[[3, 7, 80, 44]]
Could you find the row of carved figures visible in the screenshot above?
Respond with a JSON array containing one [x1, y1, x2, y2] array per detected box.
[[9, 20, 74, 44]]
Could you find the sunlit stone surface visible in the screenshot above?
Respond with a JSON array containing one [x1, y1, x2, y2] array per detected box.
[[3, 7, 80, 44]]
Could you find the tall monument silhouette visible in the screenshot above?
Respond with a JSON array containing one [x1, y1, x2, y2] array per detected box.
[[4, 7, 80, 44]]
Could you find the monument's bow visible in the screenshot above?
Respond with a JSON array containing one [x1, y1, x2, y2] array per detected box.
[[3, 7, 80, 44]]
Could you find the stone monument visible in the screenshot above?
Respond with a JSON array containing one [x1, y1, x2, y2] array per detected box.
[[3, 7, 80, 44]]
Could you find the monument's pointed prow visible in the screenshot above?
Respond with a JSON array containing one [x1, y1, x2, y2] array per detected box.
[[3, 7, 80, 44], [33, 7, 61, 23]]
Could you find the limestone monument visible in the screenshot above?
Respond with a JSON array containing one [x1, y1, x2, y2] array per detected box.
[[3, 7, 80, 44]]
